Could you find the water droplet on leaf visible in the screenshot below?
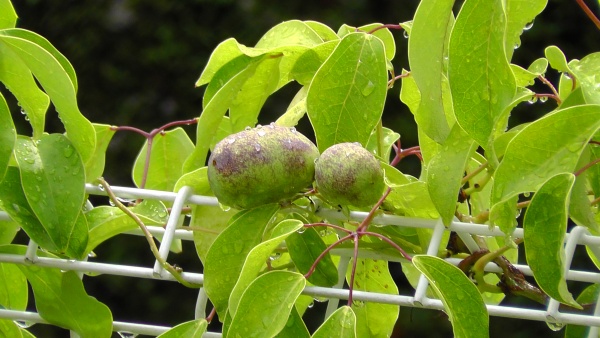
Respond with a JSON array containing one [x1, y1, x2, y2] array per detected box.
[[361, 81, 375, 96]]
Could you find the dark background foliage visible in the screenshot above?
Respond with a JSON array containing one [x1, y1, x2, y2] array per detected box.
[[5, 0, 599, 337]]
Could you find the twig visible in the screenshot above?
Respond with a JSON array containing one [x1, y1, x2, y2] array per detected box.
[[575, 0, 600, 29]]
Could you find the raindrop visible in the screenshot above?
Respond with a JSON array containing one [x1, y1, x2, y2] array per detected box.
[[539, 96, 548, 103], [523, 21, 534, 31], [307, 301, 314, 308], [63, 147, 74, 158], [352, 300, 365, 308], [545, 317, 564, 331], [523, 192, 531, 198], [361, 81, 375, 96], [244, 126, 252, 131], [117, 332, 138, 338], [513, 43, 520, 50], [88, 251, 97, 258], [403, 30, 409, 39], [256, 124, 263, 129], [527, 96, 538, 104], [269, 252, 281, 261], [289, 127, 297, 133], [269, 122, 275, 128], [257, 130, 266, 137], [297, 227, 306, 234], [233, 241, 244, 254], [14, 320, 35, 328], [98, 185, 105, 191], [227, 137, 236, 144], [254, 143, 261, 152]]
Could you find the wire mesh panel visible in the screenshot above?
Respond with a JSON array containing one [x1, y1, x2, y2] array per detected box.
[[1, 184, 600, 337]]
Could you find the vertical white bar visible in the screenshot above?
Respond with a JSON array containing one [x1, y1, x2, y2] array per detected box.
[[413, 218, 446, 306], [25, 240, 38, 263], [195, 288, 208, 319], [153, 186, 193, 277], [547, 226, 587, 322], [325, 256, 350, 318]]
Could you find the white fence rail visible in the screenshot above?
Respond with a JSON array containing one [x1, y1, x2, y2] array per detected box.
[[1, 184, 599, 336]]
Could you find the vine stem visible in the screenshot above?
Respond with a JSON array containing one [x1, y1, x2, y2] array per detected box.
[[367, 24, 403, 35], [574, 157, 600, 177], [575, 0, 600, 29], [537, 75, 561, 103], [97, 178, 201, 288], [461, 161, 488, 184], [111, 118, 198, 189]]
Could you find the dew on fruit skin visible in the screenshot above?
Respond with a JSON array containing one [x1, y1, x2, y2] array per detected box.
[[227, 137, 236, 144], [244, 126, 252, 131], [257, 130, 266, 137], [290, 127, 297, 133], [254, 143, 262, 152]]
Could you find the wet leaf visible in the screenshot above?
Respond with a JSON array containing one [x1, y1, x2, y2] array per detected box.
[[0, 93, 14, 182], [0, 262, 27, 310], [157, 319, 207, 338], [312, 306, 356, 338], [84, 124, 116, 181], [286, 226, 338, 287]]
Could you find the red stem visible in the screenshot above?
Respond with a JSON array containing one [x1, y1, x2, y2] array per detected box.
[[575, 0, 600, 29], [362, 231, 413, 261], [574, 157, 600, 177], [357, 187, 392, 232], [347, 235, 360, 306], [367, 24, 404, 35], [303, 233, 354, 279]]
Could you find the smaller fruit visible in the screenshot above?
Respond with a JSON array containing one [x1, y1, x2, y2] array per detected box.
[[315, 142, 385, 207], [208, 124, 319, 209]]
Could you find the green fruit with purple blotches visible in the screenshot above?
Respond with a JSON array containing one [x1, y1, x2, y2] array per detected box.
[[208, 124, 319, 209], [315, 142, 385, 207]]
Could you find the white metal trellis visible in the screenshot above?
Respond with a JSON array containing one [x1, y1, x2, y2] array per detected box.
[[1, 184, 600, 337]]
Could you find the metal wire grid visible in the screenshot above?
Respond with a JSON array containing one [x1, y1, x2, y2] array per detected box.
[[0, 184, 599, 337]]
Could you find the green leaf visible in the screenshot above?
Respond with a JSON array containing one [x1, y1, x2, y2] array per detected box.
[[133, 128, 194, 191], [504, 0, 547, 60], [0, 218, 19, 244], [589, 145, 600, 199], [545, 45, 570, 73], [0, 36, 50, 139], [84, 124, 116, 181], [196, 38, 263, 87], [491, 105, 600, 232], [409, 0, 454, 142], [448, 0, 516, 151], [412, 255, 489, 338], [312, 306, 356, 338], [85, 200, 169, 254], [564, 284, 600, 337], [0, 263, 27, 310], [0, 319, 22, 338], [352, 24, 396, 61], [184, 57, 265, 173], [256, 20, 323, 49], [228, 56, 282, 132], [0, 32, 95, 161], [511, 60, 547, 88], [204, 204, 280, 316], [289, 41, 338, 86], [383, 180, 439, 219], [365, 127, 400, 161], [276, 87, 308, 127], [0, 167, 57, 251], [157, 319, 207, 338], [14, 134, 87, 258], [0, 245, 112, 338], [0, 93, 15, 181], [0, 0, 17, 29], [1, 29, 78, 92], [569, 148, 599, 232], [347, 259, 398, 338], [274, 306, 310, 338], [286, 227, 338, 287], [569, 52, 600, 104], [304, 21, 338, 41], [307, 32, 387, 152], [229, 219, 303, 316], [228, 271, 305, 338], [524, 173, 580, 308], [427, 124, 477, 225]]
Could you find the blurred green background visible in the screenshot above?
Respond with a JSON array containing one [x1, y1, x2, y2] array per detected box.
[[5, 0, 600, 337]]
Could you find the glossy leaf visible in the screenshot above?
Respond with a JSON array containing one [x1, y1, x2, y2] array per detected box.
[[85, 124, 116, 181], [0, 0, 17, 29], [412, 255, 489, 338], [276, 87, 308, 126], [0, 263, 27, 310], [0, 218, 19, 244], [347, 259, 398, 338], [312, 306, 356, 338], [409, 0, 454, 142], [427, 124, 477, 225], [286, 227, 338, 287], [85, 200, 169, 254], [491, 105, 600, 233], [274, 307, 310, 338], [204, 204, 280, 316], [545, 45, 570, 73], [289, 41, 338, 86], [255, 20, 323, 49], [523, 173, 580, 308], [184, 57, 266, 172], [448, 0, 516, 151], [133, 128, 194, 191], [307, 32, 387, 151], [196, 38, 263, 87], [0, 245, 112, 337], [0, 93, 15, 181], [305, 21, 338, 41], [228, 271, 305, 338], [0, 35, 50, 139], [157, 319, 207, 338], [0, 33, 95, 161], [569, 52, 600, 104], [564, 284, 600, 337], [229, 219, 303, 315], [0, 167, 58, 251], [504, 0, 547, 60], [15, 135, 87, 257], [337, 23, 395, 61]]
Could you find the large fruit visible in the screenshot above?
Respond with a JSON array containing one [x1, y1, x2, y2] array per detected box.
[[208, 124, 319, 209], [315, 142, 385, 207]]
